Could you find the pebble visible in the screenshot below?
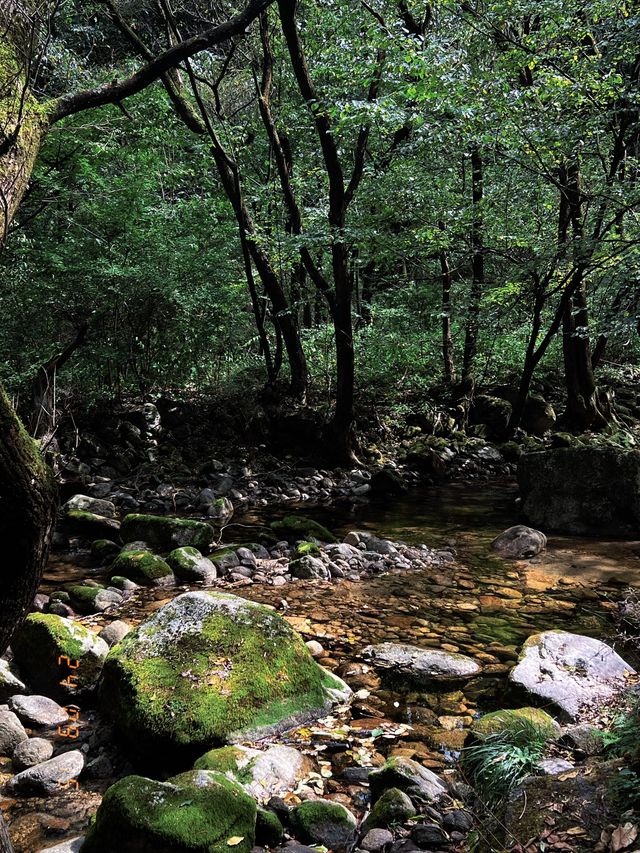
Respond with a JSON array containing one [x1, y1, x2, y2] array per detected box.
[[12, 736, 54, 770]]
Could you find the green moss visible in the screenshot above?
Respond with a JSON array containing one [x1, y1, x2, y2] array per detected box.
[[81, 772, 257, 853], [121, 513, 214, 551], [294, 541, 321, 558], [256, 808, 284, 847], [270, 515, 337, 543], [472, 708, 560, 740], [100, 592, 347, 760], [289, 800, 356, 849], [193, 746, 252, 780], [64, 584, 105, 615], [110, 550, 173, 584], [361, 788, 416, 831]]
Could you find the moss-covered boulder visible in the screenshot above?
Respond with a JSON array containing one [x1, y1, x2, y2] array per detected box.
[[361, 788, 416, 833], [289, 799, 357, 852], [91, 539, 120, 564], [64, 584, 104, 614], [81, 771, 256, 853], [270, 515, 337, 543], [256, 807, 284, 847], [368, 757, 447, 804], [64, 494, 117, 518], [193, 743, 313, 801], [109, 550, 174, 586], [472, 708, 561, 741], [63, 509, 121, 541], [166, 547, 217, 583], [100, 591, 350, 761], [121, 513, 214, 551], [11, 613, 108, 700]]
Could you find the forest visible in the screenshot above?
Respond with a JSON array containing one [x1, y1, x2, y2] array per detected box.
[[0, 1, 639, 852]]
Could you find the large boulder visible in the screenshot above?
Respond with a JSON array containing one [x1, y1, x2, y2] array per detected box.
[[491, 525, 547, 559], [63, 495, 116, 518], [362, 642, 481, 686], [7, 750, 84, 795], [509, 631, 635, 720], [193, 744, 313, 802], [100, 591, 350, 760], [120, 513, 214, 551], [0, 658, 26, 702], [289, 799, 357, 853], [518, 447, 640, 535], [11, 613, 109, 701], [81, 771, 256, 853], [110, 550, 175, 586]]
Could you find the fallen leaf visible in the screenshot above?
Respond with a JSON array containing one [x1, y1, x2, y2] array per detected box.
[[611, 823, 638, 853], [227, 837, 245, 846]]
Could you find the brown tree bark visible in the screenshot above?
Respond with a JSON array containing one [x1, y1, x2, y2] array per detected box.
[[438, 221, 455, 383], [462, 144, 484, 383]]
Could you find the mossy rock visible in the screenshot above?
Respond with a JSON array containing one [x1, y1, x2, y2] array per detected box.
[[294, 541, 322, 558], [91, 539, 121, 564], [121, 513, 214, 551], [256, 807, 284, 847], [100, 591, 350, 762], [368, 757, 446, 804], [64, 584, 105, 615], [64, 509, 121, 541], [166, 547, 216, 583], [11, 613, 108, 701], [289, 799, 357, 852], [270, 515, 337, 543], [361, 788, 416, 832], [472, 708, 561, 741], [81, 771, 256, 853], [110, 550, 174, 586]]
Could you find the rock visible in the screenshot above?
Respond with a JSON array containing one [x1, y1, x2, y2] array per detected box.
[[256, 807, 285, 847], [289, 799, 357, 852], [361, 828, 394, 852], [63, 494, 116, 518], [210, 547, 240, 574], [536, 758, 574, 775], [410, 823, 449, 848], [207, 497, 235, 523], [101, 591, 350, 759], [472, 708, 561, 740], [194, 744, 314, 801], [110, 550, 174, 586], [120, 513, 214, 551], [442, 810, 473, 833], [0, 709, 28, 756], [7, 749, 84, 795], [491, 525, 547, 559], [369, 758, 447, 804], [63, 509, 121, 541], [362, 788, 416, 833], [166, 547, 217, 583], [91, 539, 121, 564], [0, 658, 26, 701], [402, 443, 448, 480], [11, 613, 109, 701], [270, 515, 337, 543], [81, 771, 256, 853], [306, 641, 324, 657], [518, 447, 640, 535], [12, 736, 54, 770], [362, 643, 481, 686], [509, 631, 635, 720], [370, 468, 408, 496], [289, 556, 330, 581], [560, 723, 604, 756], [8, 695, 69, 728], [470, 395, 512, 441], [41, 839, 85, 853], [522, 394, 556, 436], [98, 620, 131, 647], [64, 584, 121, 614]]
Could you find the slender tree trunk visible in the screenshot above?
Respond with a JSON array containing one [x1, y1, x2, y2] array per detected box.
[[462, 144, 484, 382], [30, 322, 88, 437], [327, 242, 357, 462], [438, 221, 455, 382]]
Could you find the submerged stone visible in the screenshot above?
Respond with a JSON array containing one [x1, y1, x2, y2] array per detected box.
[[491, 525, 547, 559], [362, 642, 481, 686], [270, 515, 337, 543], [100, 591, 350, 760]]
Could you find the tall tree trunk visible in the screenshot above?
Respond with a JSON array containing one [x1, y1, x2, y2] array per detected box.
[[327, 242, 357, 462], [462, 144, 484, 383], [438, 221, 455, 383]]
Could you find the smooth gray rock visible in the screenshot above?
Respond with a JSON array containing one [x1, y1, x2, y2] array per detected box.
[[64, 494, 117, 518], [536, 758, 574, 775], [369, 757, 447, 804], [98, 620, 131, 647], [9, 694, 69, 727], [491, 525, 547, 559], [289, 555, 330, 580], [362, 642, 481, 686], [7, 749, 84, 795], [0, 709, 28, 756], [509, 631, 636, 720], [41, 838, 85, 853], [0, 658, 26, 702], [12, 736, 54, 770], [361, 828, 394, 852]]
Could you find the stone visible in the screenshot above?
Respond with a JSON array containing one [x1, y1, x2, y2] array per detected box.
[[120, 513, 214, 551], [7, 749, 84, 795], [81, 771, 256, 853], [91, 539, 121, 564], [306, 641, 324, 657], [518, 447, 640, 535], [101, 591, 350, 760], [491, 525, 547, 559], [0, 709, 28, 756], [11, 613, 109, 701], [536, 758, 574, 775], [361, 828, 394, 851], [509, 631, 635, 720], [256, 807, 285, 847], [270, 515, 337, 543], [370, 468, 408, 497], [64, 494, 117, 518], [63, 509, 121, 540], [369, 758, 447, 804], [12, 736, 54, 770], [469, 395, 512, 441], [560, 723, 604, 755], [362, 643, 481, 686], [410, 823, 449, 848], [166, 547, 217, 583], [193, 744, 314, 802], [289, 556, 330, 581], [362, 788, 416, 833], [207, 497, 235, 523], [64, 584, 121, 615], [289, 799, 357, 853], [110, 550, 174, 586], [0, 658, 26, 702], [99, 620, 131, 647], [41, 839, 85, 853], [442, 810, 473, 833], [8, 695, 69, 728], [472, 708, 561, 740]]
